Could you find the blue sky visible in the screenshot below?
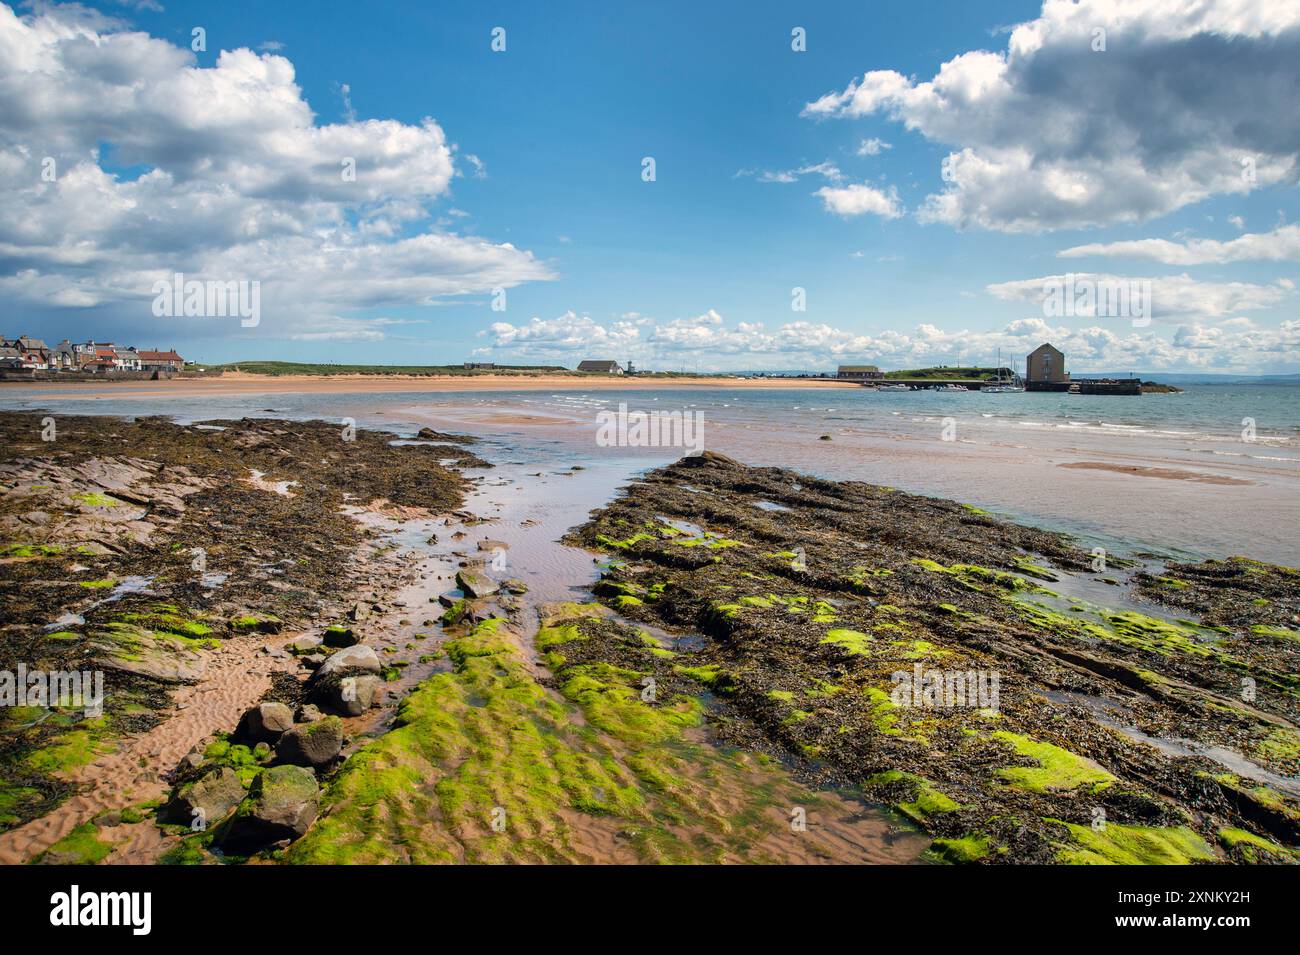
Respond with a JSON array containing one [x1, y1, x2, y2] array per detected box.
[[3, 0, 1299, 372]]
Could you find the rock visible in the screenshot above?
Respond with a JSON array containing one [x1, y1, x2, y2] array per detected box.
[[216, 765, 319, 853], [502, 578, 529, 594], [229, 613, 283, 635], [477, 539, 509, 551], [177, 751, 205, 773], [321, 624, 359, 648], [438, 589, 465, 607], [314, 644, 381, 680], [276, 716, 343, 767], [300, 654, 325, 669], [313, 673, 381, 716], [236, 702, 295, 744], [283, 635, 321, 653], [456, 568, 499, 599], [296, 704, 323, 723], [678, 449, 740, 467], [162, 766, 245, 827], [348, 601, 372, 622], [89, 625, 206, 684], [818, 434, 832, 441]]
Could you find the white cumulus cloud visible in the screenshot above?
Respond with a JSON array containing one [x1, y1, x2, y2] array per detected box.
[[804, 0, 1300, 232]]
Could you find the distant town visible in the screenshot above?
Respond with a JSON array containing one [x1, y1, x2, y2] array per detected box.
[[0, 336, 185, 376], [1, 337, 1174, 393]]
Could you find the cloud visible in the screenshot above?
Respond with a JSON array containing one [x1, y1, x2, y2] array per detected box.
[[1058, 224, 1300, 265], [477, 309, 1300, 373], [483, 311, 643, 353], [856, 138, 891, 156], [0, 2, 551, 338], [986, 273, 1290, 321], [738, 161, 842, 184], [804, 0, 1300, 232], [286, 316, 424, 342], [814, 183, 902, 218]]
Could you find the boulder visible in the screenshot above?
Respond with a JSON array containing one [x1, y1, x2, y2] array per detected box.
[[321, 624, 359, 648], [216, 765, 319, 853], [456, 568, 499, 599], [295, 704, 323, 723], [314, 644, 381, 680], [162, 766, 244, 828], [235, 702, 295, 744], [502, 578, 529, 595], [276, 717, 343, 767], [313, 673, 381, 716]]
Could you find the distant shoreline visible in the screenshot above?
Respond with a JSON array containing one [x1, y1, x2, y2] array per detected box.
[[0, 371, 861, 398]]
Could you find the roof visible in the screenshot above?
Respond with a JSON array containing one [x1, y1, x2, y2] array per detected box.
[[577, 360, 622, 372], [138, 350, 183, 361], [1028, 342, 1062, 355], [17, 337, 47, 350], [837, 365, 880, 372]]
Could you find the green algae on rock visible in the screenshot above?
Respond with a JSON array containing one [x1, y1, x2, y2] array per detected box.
[[564, 452, 1300, 864]]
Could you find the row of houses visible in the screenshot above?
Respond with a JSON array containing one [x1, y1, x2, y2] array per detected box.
[[0, 336, 184, 374]]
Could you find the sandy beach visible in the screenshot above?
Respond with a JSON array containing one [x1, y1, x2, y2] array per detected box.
[[0, 372, 858, 400]]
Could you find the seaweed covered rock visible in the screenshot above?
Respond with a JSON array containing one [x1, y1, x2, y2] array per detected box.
[[456, 567, 499, 599], [161, 765, 244, 828], [229, 613, 283, 635], [321, 624, 359, 648], [216, 765, 319, 853], [276, 716, 343, 768]]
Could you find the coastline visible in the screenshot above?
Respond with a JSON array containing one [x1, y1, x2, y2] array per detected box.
[[0, 372, 860, 399], [0, 409, 1296, 866]]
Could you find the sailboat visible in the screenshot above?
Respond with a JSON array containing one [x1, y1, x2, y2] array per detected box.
[[983, 348, 1025, 393]]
